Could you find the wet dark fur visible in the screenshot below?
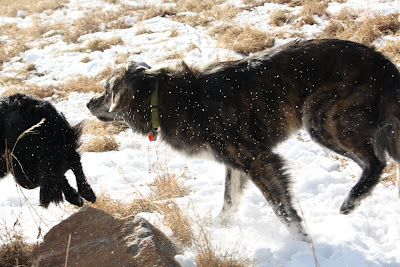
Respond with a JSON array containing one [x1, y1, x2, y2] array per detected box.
[[0, 94, 96, 207], [87, 39, 400, 241]]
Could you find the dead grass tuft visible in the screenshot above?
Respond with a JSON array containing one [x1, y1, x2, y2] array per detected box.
[[83, 36, 124, 52], [83, 120, 128, 136], [149, 168, 191, 201], [80, 136, 120, 153], [1, 74, 102, 100], [0, 222, 38, 267], [0, 0, 67, 16], [159, 202, 194, 247], [195, 227, 251, 267], [270, 9, 292, 26], [301, 0, 328, 17], [319, 12, 400, 45], [378, 39, 400, 65], [90, 191, 160, 218], [209, 24, 275, 54], [170, 0, 239, 27], [80, 120, 128, 153], [243, 0, 302, 9]]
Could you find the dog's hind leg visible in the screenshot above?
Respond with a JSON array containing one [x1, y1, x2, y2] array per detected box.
[[69, 151, 96, 203], [248, 153, 309, 242], [339, 148, 385, 214], [306, 124, 385, 214], [216, 166, 248, 225]]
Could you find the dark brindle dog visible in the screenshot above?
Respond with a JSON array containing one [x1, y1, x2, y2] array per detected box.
[[87, 39, 400, 241]]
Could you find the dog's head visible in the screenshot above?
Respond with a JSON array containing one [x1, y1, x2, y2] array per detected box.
[[87, 62, 153, 130]]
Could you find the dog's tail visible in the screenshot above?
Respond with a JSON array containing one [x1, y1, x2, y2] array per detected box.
[[373, 62, 400, 196]]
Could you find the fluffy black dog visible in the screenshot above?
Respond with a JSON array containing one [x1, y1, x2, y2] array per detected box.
[[0, 93, 96, 207]]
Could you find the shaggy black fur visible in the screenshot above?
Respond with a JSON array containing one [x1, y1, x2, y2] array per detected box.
[[0, 94, 96, 207], [87, 39, 400, 241]]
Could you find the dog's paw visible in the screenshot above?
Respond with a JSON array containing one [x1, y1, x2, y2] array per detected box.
[[214, 211, 232, 227], [340, 195, 360, 215], [64, 190, 84, 207], [80, 185, 96, 203]]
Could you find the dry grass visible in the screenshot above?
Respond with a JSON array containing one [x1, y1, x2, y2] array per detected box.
[[194, 223, 251, 267], [80, 136, 120, 153], [90, 191, 159, 218], [270, 9, 292, 26], [169, 0, 240, 27], [159, 202, 194, 247], [301, 0, 328, 17], [62, 8, 135, 43], [0, 0, 67, 16], [149, 168, 191, 201], [80, 120, 128, 153], [0, 222, 38, 267], [378, 39, 400, 65], [77, 36, 124, 53], [243, 0, 302, 9], [319, 12, 400, 45], [1, 74, 102, 100], [83, 120, 128, 136], [210, 24, 275, 54]]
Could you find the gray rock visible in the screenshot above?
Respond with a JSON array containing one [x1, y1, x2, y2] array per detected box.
[[31, 206, 180, 267]]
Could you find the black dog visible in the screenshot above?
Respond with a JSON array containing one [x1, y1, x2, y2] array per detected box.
[[87, 39, 400, 241], [0, 94, 96, 207]]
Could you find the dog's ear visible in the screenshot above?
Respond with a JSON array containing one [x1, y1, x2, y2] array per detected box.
[[126, 61, 151, 73], [108, 91, 121, 113]]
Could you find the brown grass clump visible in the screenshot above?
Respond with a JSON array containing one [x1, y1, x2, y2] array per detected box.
[[195, 227, 251, 267], [159, 202, 194, 247], [319, 12, 400, 45], [1, 74, 102, 100], [210, 24, 275, 54], [378, 39, 400, 65], [80, 136, 120, 153], [172, 0, 218, 13], [61, 74, 103, 94], [170, 0, 240, 27], [301, 0, 328, 17], [83, 120, 128, 136], [0, 23, 29, 64], [270, 9, 292, 26], [298, 0, 328, 25], [1, 84, 58, 99], [0, 225, 38, 267], [243, 0, 302, 9], [149, 169, 191, 201], [90, 191, 159, 218], [82, 36, 124, 52], [80, 120, 128, 152], [0, 0, 67, 16], [61, 7, 135, 43]]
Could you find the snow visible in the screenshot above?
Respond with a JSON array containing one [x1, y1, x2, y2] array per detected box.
[[1, 0, 400, 266]]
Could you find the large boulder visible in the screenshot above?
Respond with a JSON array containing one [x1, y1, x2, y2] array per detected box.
[[31, 206, 180, 267]]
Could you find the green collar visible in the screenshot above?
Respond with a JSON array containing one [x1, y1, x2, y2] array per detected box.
[[150, 79, 160, 129]]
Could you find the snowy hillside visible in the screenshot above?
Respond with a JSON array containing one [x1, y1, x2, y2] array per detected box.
[[1, 0, 400, 266]]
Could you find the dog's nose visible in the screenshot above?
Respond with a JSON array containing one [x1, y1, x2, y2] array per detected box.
[[86, 101, 91, 109]]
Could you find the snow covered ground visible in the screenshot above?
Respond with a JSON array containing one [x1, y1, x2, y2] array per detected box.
[[1, 0, 400, 266]]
